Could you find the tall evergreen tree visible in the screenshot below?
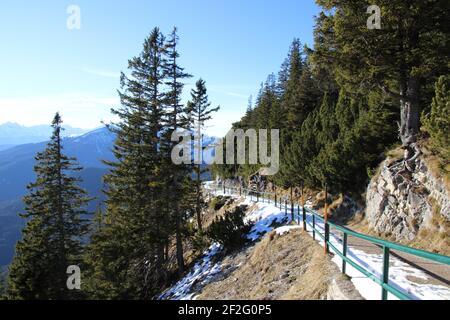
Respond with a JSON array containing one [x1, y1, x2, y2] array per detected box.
[[422, 75, 450, 164], [85, 27, 169, 299], [7, 113, 90, 300], [186, 79, 219, 232], [161, 27, 193, 275], [283, 38, 304, 131]]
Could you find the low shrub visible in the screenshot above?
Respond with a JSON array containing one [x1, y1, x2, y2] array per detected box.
[[191, 231, 211, 255], [209, 196, 230, 211], [207, 205, 253, 251]]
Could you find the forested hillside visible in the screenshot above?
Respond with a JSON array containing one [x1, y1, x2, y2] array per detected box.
[[214, 0, 449, 196]]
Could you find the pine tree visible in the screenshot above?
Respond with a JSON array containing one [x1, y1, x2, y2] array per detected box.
[[422, 75, 450, 164], [240, 95, 254, 129], [161, 27, 193, 275], [256, 74, 278, 129], [283, 38, 304, 131], [85, 27, 169, 299], [186, 79, 219, 232], [314, 0, 449, 165], [7, 113, 90, 300]]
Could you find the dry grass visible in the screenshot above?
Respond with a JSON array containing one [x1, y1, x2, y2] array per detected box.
[[328, 194, 344, 216], [386, 145, 404, 160], [424, 152, 450, 195], [413, 198, 450, 256], [197, 229, 335, 300]]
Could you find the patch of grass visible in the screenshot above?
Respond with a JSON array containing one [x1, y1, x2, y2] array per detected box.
[[209, 196, 230, 211], [423, 152, 450, 194], [386, 144, 403, 161]]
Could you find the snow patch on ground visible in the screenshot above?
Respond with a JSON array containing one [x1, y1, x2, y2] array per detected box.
[[160, 193, 291, 300], [275, 225, 302, 236], [245, 203, 290, 241], [159, 243, 222, 300]]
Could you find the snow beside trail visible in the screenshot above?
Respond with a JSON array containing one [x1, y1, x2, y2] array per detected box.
[[244, 202, 290, 241], [275, 225, 302, 236], [160, 190, 290, 300], [163, 185, 450, 300], [159, 243, 222, 300]]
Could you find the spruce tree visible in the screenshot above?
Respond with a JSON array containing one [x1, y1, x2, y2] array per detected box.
[[161, 26, 193, 275], [86, 27, 169, 299], [422, 75, 450, 164], [186, 79, 219, 232], [314, 0, 449, 166], [283, 38, 304, 132], [7, 113, 90, 300]]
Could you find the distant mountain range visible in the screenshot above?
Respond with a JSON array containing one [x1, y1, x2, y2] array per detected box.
[[0, 126, 217, 267], [0, 122, 90, 147]]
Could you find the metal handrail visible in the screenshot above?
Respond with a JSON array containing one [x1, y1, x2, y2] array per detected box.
[[206, 182, 450, 300]]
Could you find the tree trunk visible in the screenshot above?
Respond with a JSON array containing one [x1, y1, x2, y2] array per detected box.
[[175, 206, 185, 276], [398, 77, 421, 172], [196, 164, 203, 232], [55, 129, 68, 299], [400, 77, 420, 146]]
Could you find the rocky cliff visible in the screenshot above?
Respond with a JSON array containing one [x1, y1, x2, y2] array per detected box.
[[366, 155, 450, 242]]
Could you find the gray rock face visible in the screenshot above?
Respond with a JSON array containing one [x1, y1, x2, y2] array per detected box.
[[366, 156, 450, 241]]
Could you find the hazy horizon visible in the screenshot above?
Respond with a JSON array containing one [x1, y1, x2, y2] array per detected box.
[[0, 0, 320, 137]]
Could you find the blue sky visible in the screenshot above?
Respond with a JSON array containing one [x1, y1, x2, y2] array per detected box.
[[0, 0, 320, 136]]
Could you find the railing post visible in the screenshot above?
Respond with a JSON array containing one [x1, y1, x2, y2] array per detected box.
[[382, 246, 390, 300], [285, 200, 287, 216], [324, 184, 329, 254], [239, 186, 242, 197], [342, 233, 348, 274], [290, 187, 294, 222], [275, 194, 277, 207], [312, 214, 316, 240], [301, 183, 306, 231], [223, 182, 225, 194], [297, 204, 300, 225], [291, 201, 294, 222], [256, 192, 259, 203]]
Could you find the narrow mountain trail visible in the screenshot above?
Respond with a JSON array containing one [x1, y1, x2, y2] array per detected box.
[[198, 186, 450, 300]]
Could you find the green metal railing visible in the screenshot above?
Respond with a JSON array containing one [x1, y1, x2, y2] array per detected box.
[[206, 182, 450, 300]]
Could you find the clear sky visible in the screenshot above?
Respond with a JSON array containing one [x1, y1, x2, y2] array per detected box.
[[0, 0, 321, 137]]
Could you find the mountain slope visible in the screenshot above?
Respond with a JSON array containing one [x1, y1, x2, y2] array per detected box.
[[0, 127, 115, 202], [0, 128, 218, 268], [0, 122, 89, 145], [0, 128, 115, 267]]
